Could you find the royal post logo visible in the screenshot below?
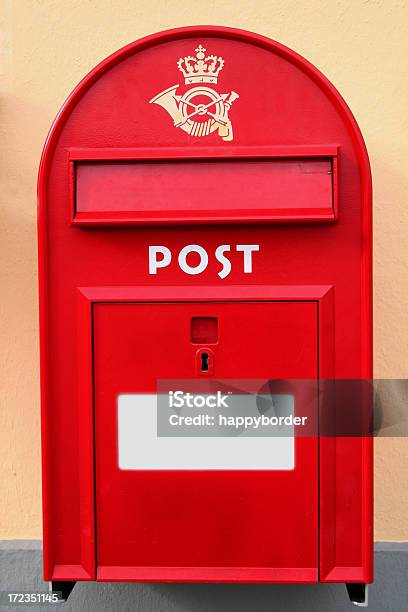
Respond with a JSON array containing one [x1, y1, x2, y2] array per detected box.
[[149, 44, 239, 141]]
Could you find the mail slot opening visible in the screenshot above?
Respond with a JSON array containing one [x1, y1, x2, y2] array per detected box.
[[73, 154, 337, 225]]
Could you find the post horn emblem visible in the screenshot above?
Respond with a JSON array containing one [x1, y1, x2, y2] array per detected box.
[[149, 44, 239, 142]]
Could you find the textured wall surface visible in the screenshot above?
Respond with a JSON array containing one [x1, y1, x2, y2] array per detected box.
[[0, 0, 407, 540]]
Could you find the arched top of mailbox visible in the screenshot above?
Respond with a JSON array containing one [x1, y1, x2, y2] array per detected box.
[[39, 26, 369, 164], [38, 26, 371, 226]]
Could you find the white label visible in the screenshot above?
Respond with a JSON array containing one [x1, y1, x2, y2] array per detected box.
[[118, 393, 294, 470]]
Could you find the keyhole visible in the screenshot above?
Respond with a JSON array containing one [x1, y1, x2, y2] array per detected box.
[[201, 352, 209, 372]]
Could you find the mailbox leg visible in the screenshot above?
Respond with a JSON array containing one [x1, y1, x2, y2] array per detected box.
[[49, 580, 76, 602], [345, 583, 368, 607]]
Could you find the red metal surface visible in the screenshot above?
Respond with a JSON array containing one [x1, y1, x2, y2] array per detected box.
[[37, 26, 372, 584]]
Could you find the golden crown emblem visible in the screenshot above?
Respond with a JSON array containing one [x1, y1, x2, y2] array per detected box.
[[177, 44, 225, 85]]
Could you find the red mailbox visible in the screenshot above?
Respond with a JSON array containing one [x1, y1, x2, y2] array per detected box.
[[38, 26, 372, 603]]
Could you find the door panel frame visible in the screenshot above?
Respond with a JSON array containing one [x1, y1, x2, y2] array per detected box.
[[76, 284, 334, 581]]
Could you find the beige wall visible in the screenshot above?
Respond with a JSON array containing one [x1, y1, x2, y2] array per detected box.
[[1, 0, 407, 540]]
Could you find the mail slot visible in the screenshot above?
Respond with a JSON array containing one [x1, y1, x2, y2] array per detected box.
[[73, 156, 336, 224], [38, 26, 372, 604]]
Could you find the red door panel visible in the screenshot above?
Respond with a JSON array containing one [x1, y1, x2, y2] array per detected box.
[[94, 300, 318, 581]]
